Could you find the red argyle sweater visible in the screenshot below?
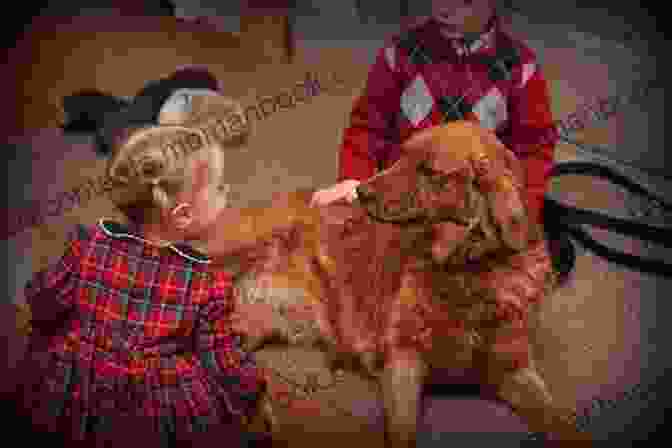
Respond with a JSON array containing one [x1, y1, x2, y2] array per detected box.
[[338, 18, 557, 225]]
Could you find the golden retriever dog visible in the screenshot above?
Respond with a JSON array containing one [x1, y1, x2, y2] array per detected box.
[[198, 120, 593, 447]]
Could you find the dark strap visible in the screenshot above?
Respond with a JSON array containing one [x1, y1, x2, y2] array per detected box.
[[544, 161, 672, 278]]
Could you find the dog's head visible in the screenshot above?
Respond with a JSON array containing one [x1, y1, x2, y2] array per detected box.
[[355, 121, 532, 265]]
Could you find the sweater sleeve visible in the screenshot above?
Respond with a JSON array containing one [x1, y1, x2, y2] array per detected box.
[[196, 271, 265, 419], [338, 44, 405, 182], [497, 54, 558, 226], [24, 225, 87, 326]]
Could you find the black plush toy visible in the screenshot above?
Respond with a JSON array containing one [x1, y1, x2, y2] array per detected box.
[[61, 66, 221, 157]]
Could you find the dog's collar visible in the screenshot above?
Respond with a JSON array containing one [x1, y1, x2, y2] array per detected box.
[[97, 218, 211, 264]]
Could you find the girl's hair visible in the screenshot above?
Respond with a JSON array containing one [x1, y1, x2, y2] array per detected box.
[[106, 95, 249, 224]]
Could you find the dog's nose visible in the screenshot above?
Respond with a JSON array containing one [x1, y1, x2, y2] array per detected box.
[[356, 184, 376, 202]]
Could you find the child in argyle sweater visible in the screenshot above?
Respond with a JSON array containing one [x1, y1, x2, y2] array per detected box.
[[312, 0, 558, 228], [15, 69, 276, 447]]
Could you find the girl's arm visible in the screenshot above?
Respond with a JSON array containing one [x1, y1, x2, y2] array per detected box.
[[195, 270, 266, 420], [24, 225, 86, 327]]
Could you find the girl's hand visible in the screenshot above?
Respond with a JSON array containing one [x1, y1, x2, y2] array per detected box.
[[230, 303, 278, 340], [310, 179, 361, 207]]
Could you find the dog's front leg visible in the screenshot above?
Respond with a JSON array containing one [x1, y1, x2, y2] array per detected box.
[[491, 364, 592, 445], [380, 351, 426, 448]]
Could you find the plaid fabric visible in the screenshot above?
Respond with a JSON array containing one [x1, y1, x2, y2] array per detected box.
[[339, 17, 558, 224], [19, 222, 265, 444]]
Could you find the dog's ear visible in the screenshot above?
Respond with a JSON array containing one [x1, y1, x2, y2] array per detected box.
[[430, 221, 472, 264], [475, 135, 530, 252], [488, 175, 529, 251]]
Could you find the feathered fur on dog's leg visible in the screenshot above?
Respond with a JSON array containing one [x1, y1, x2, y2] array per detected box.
[[360, 350, 381, 379], [380, 352, 426, 448], [243, 371, 278, 437], [260, 389, 278, 434], [492, 362, 592, 445]]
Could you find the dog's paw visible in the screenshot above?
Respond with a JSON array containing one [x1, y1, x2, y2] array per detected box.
[[244, 390, 278, 437], [243, 334, 268, 352], [260, 393, 278, 434], [360, 350, 382, 379]]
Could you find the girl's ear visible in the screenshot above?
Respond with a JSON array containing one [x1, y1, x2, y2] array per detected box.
[[171, 202, 194, 230]]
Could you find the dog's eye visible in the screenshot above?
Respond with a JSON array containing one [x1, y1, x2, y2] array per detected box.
[[418, 162, 437, 176], [418, 162, 453, 190], [433, 176, 451, 188]]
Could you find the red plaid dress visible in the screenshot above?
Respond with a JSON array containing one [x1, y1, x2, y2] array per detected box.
[[339, 17, 558, 225], [17, 221, 266, 446]]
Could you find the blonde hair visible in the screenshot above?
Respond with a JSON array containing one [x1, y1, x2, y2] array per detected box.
[[159, 93, 251, 149], [106, 94, 250, 224]]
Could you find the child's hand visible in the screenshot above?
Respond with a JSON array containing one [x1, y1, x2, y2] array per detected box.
[[230, 303, 278, 341], [310, 179, 361, 207]]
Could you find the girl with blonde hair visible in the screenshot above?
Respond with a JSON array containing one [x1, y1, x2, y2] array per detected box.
[[16, 68, 276, 448]]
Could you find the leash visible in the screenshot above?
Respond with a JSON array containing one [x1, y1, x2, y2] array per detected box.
[[544, 158, 672, 279]]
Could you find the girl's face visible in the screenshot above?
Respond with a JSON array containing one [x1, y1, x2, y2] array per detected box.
[[431, 0, 495, 36]]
